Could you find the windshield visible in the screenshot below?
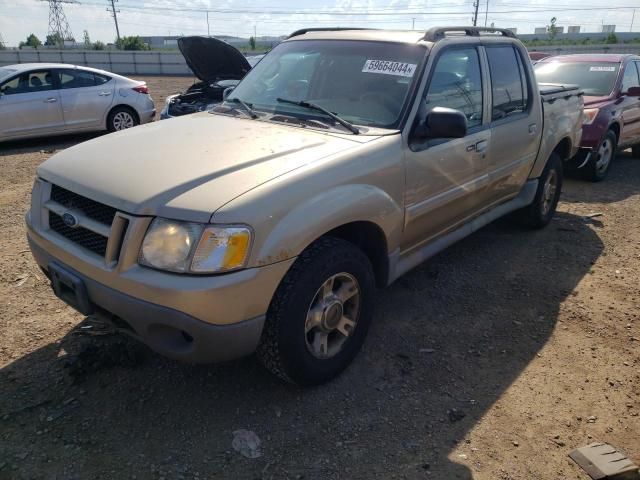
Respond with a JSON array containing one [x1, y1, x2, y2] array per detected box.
[[534, 61, 620, 96], [227, 40, 426, 131]]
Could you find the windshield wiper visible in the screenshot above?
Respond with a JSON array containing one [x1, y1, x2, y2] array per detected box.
[[226, 97, 258, 119], [276, 97, 359, 134]]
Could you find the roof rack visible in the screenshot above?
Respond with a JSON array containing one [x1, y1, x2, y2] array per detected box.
[[422, 26, 517, 42], [287, 27, 376, 39]]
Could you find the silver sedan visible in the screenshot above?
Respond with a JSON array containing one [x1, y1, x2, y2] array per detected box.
[[0, 63, 155, 142]]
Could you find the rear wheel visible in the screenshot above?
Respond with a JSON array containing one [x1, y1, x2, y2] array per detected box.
[[107, 106, 139, 132], [256, 237, 375, 385], [632, 144, 640, 158], [584, 130, 616, 182], [513, 152, 563, 229]]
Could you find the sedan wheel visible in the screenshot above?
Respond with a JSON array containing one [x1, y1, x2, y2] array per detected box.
[[112, 111, 135, 131]]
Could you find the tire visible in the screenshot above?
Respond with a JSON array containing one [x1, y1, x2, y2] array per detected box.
[[632, 144, 640, 158], [107, 106, 139, 132], [513, 152, 563, 229], [256, 237, 375, 386], [584, 130, 616, 182]]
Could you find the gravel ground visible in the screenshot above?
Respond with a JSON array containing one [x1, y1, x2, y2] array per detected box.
[[0, 76, 639, 480]]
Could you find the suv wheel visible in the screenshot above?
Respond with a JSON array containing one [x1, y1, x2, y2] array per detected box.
[[632, 144, 640, 158], [585, 130, 616, 182], [257, 237, 375, 385], [107, 106, 139, 132], [513, 152, 563, 229]]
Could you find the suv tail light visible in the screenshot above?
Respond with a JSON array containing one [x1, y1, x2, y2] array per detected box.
[[132, 84, 149, 94]]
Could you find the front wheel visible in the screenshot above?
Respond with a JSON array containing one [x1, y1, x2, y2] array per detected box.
[[584, 130, 616, 182], [513, 152, 563, 229], [631, 144, 640, 158], [256, 237, 375, 385]]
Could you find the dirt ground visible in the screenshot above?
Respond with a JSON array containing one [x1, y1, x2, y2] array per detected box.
[[0, 76, 639, 480]]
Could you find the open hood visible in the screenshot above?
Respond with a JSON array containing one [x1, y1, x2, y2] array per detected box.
[[178, 36, 252, 83]]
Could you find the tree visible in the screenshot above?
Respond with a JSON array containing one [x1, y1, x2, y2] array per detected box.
[[604, 33, 618, 44], [45, 33, 64, 47], [115, 36, 149, 51], [249, 36, 256, 50], [92, 40, 106, 50], [19, 33, 42, 49], [547, 17, 559, 40]]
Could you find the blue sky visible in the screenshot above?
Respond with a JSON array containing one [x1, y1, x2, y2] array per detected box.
[[0, 0, 638, 46]]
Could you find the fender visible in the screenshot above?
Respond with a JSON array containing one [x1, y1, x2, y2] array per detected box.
[[252, 184, 404, 268]]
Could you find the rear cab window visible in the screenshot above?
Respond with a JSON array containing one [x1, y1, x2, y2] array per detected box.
[[486, 46, 529, 121]]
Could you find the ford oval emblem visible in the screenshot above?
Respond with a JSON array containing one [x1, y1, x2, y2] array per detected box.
[[62, 212, 78, 228]]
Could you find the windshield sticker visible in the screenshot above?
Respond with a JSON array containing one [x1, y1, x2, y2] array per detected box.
[[589, 66, 616, 72], [362, 60, 417, 77]]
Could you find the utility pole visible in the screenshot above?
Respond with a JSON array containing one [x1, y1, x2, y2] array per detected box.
[[631, 9, 636, 32], [254, 25, 257, 40], [472, 0, 480, 26], [206, 11, 210, 36], [106, 0, 120, 43], [412, 17, 415, 30], [484, 0, 489, 27]]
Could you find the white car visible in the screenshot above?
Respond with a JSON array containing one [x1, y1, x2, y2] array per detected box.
[[0, 63, 155, 142]]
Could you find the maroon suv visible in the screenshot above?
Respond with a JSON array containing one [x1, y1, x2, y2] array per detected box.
[[535, 54, 640, 181]]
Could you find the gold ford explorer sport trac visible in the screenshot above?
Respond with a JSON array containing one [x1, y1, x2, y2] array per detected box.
[[26, 27, 584, 385]]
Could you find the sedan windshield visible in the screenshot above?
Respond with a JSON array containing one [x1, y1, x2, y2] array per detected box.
[[226, 40, 427, 132], [534, 61, 620, 96]]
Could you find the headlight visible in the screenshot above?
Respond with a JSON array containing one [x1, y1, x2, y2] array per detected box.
[[583, 108, 599, 125], [139, 218, 252, 274]]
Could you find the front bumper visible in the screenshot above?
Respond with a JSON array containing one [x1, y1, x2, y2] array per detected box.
[[27, 222, 295, 363]]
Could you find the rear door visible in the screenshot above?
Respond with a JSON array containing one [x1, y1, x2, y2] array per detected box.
[[56, 68, 115, 129], [0, 69, 64, 139], [403, 45, 491, 250], [618, 60, 640, 147], [482, 45, 541, 204]]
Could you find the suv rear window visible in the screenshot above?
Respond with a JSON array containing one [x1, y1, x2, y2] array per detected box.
[[486, 46, 528, 121]]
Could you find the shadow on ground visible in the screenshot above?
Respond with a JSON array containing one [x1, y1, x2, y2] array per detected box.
[[0, 209, 603, 479], [0, 133, 103, 156], [563, 150, 640, 204]]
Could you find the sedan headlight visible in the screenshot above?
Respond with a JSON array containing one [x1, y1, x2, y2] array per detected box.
[[139, 218, 252, 273], [583, 108, 599, 125]]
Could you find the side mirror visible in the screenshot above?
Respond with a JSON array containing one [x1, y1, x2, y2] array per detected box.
[[626, 86, 640, 97], [413, 106, 468, 141], [222, 86, 235, 100]]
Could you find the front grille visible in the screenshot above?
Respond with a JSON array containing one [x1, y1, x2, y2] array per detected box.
[[51, 184, 116, 226], [49, 211, 108, 256]]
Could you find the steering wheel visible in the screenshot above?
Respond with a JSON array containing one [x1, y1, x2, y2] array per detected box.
[[359, 91, 397, 115]]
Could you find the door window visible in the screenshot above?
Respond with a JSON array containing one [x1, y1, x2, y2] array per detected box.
[[0, 70, 54, 95], [423, 47, 483, 129], [621, 62, 640, 93], [486, 46, 528, 120], [58, 69, 103, 89]]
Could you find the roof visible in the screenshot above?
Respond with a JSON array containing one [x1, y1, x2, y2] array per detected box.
[[539, 53, 639, 63], [285, 29, 428, 44], [0, 63, 126, 81]]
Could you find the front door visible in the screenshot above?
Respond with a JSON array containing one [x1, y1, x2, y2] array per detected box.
[[56, 69, 115, 129], [403, 46, 490, 251], [0, 69, 64, 140], [618, 60, 640, 148]]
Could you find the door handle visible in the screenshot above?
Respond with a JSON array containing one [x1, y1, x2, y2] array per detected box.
[[528, 123, 537, 134], [44, 97, 57, 103], [98, 91, 112, 96], [475, 140, 488, 153]]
